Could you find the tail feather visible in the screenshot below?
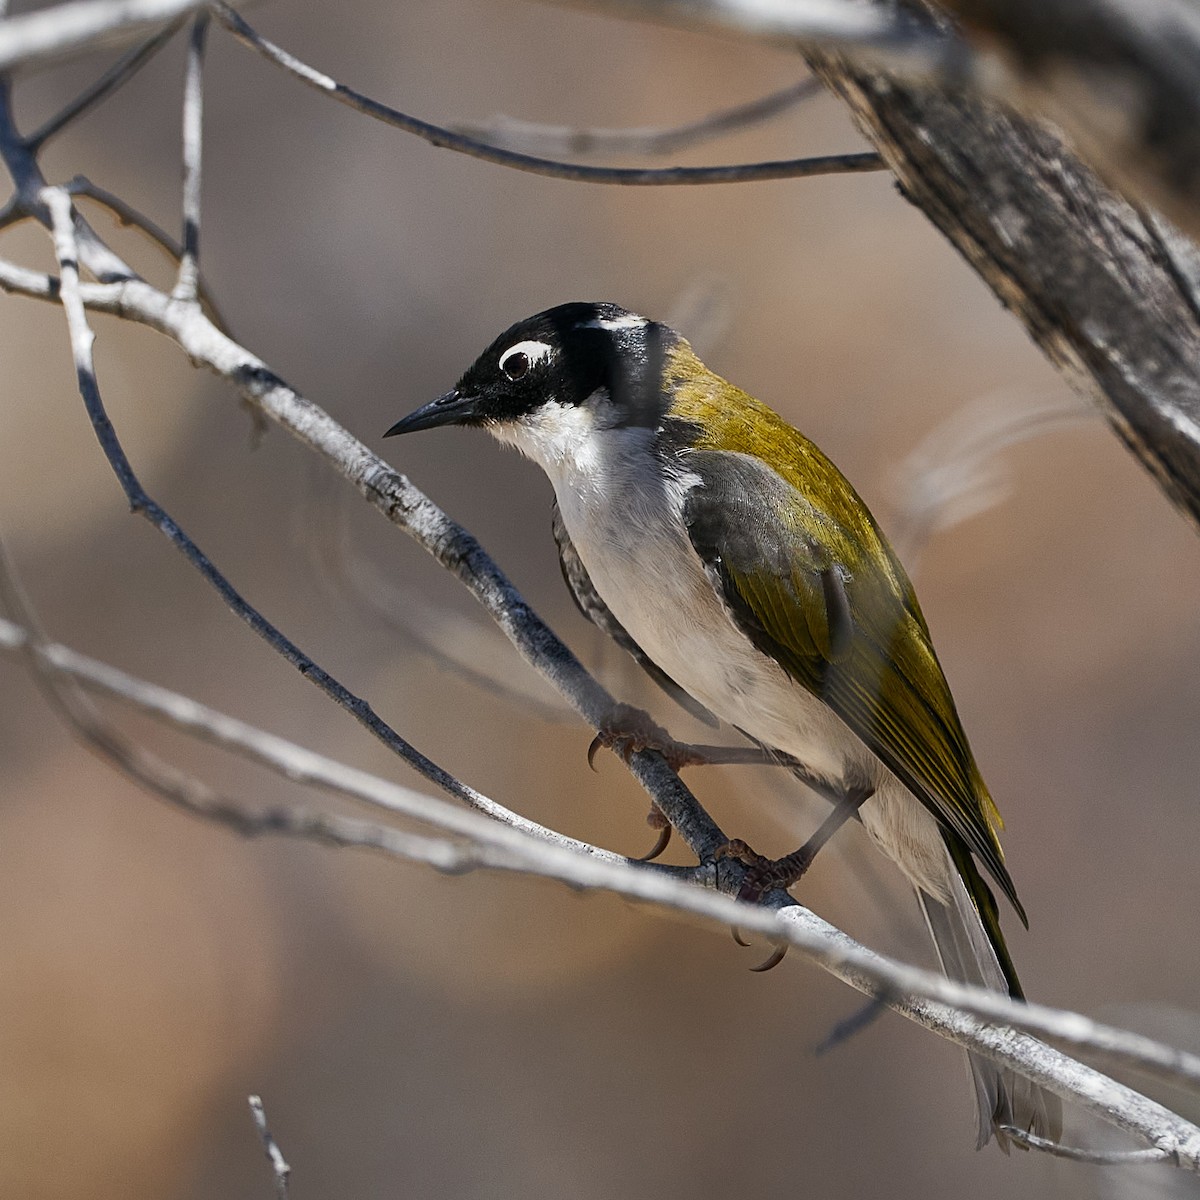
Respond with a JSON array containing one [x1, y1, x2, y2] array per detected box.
[[919, 846, 1063, 1151]]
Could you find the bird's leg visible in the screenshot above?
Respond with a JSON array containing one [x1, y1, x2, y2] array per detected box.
[[717, 783, 876, 901]]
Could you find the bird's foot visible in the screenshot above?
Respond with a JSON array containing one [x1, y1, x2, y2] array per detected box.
[[713, 840, 810, 972], [714, 839, 814, 902], [587, 703, 708, 772]]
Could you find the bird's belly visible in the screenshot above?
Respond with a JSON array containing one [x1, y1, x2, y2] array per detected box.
[[559, 489, 952, 898], [566, 500, 852, 783]]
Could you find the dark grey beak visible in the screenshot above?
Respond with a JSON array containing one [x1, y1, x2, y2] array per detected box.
[[383, 390, 480, 437]]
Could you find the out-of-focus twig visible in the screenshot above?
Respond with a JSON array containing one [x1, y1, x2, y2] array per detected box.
[[888, 390, 1094, 573], [248, 1096, 291, 1200], [172, 13, 205, 302], [300, 482, 573, 724], [0, 532, 272, 848], [0, 0, 203, 73], [454, 78, 820, 158], [572, 0, 957, 72], [1000, 1126, 1176, 1165], [26, 21, 182, 148]]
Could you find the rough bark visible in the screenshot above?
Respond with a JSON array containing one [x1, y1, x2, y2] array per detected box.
[[806, 43, 1200, 530]]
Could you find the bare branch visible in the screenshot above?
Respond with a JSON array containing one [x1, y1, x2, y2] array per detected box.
[[0, 0, 204, 74], [172, 13, 206, 302], [6, 610, 1200, 1161], [212, 4, 884, 187], [454, 78, 820, 159], [248, 1096, 291, 1200], [7, 600, 1200, 1151], [26, 21, 182, 148]]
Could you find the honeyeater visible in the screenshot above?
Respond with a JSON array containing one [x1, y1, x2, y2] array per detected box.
[[384, 301, 1060, 1149]]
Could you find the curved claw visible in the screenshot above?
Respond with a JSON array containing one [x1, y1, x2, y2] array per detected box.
[[635, 822, 672, 862], [749, 944, 789, 973], [730, 926, 751, 948], [587, 734, 604, 772]]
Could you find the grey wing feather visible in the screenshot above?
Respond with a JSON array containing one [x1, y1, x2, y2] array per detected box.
[[551, 502, 718, 726]]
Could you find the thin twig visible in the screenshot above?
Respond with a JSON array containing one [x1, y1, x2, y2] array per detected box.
[[213, 4, 884, 187], [302, 485, 573, 723], [172, 12, 206, 302], [999, 1126, 1175, 1164], [0, 0, 204, 73], [454, 78, 821, 158], [26, 21, 183, 149], [248, 1096, 290, 1200]]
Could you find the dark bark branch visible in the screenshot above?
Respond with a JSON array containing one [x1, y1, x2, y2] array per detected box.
[[805, 22, 1200, 531], [939, 0, 1200, 243]]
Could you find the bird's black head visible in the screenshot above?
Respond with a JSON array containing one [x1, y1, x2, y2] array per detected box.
[[383, 302, 678, 439]]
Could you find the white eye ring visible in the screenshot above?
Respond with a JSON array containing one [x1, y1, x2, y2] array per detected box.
[[499, 339, 551, 381]]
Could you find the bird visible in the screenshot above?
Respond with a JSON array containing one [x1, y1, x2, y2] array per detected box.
[[384, 300, 1061, 1150]]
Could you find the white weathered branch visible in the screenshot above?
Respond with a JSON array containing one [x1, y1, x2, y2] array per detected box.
[[0, 0, 203, 73], [2, 604, 1200, 1162]]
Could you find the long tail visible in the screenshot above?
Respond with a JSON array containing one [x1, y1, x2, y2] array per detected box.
[[918, 840, 1063, 1151]]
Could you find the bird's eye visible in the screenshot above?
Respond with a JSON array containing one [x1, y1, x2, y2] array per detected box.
[[498, 339, 551, 381], [501, 350, 530, 380]]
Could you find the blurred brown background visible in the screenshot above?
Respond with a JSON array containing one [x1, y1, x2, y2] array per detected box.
[[2, 1, 1200, 1197]]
